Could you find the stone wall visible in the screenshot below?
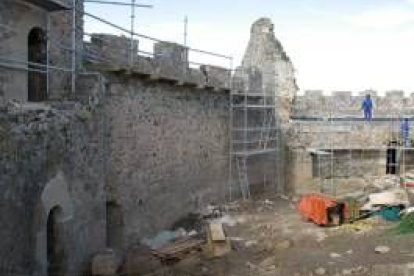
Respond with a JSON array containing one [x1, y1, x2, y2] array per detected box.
[[0, 73, 106, 276], [289, 121, 399, 149], [103, 74, 231, 242]]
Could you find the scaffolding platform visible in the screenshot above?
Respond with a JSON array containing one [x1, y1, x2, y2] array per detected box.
[[232, 148, 277, 156]]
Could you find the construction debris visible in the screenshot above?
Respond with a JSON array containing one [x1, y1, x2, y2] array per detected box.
[[361, 188, 409, 212], [151, 236, 205, 263], [371, 175, 400, 190], [375, 245, 390, 254]]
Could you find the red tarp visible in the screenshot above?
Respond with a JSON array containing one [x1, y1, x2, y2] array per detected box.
[[299, 193, 339, 226]]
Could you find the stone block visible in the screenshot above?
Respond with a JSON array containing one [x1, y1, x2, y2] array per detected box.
[[185, 68, 206, 87], [304, 90, 323, 98], [200, 65, 231, 89], [154, 41, 188, 70], [358, 90, 377, 97], [132, 56, 154, 76], [90, 34, 138, 67], [386, 90, 404, 98], [332, 91, 351, 99]]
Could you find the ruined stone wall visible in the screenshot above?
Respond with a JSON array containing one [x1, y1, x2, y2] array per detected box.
[[0, 73, 106, 276], [0, 0, 83, 101], [293, 90, 414, 118]]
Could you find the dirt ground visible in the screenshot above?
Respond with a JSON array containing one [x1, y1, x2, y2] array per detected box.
[[152, 194, 414, 276]]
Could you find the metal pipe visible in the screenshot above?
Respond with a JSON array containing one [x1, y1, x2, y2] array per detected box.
[[46, 13, 50, 97], [189, 47, 232, 60], [0, 62, 47, 74], [129, 0, 135, 68], [184, 16, 188, 47], [0, 56, 72, 72], [84, 0, 152, 8], [71, 0, 76, 94]]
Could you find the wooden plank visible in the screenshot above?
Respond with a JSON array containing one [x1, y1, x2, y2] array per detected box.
[[209, 223, 226, 241]]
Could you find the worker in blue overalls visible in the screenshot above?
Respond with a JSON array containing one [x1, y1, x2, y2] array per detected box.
[[401, 118, 410, 147], [361, 94, 373, 123]]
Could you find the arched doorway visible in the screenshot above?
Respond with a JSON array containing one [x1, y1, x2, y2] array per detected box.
[[106, 201, 124, 249], [28, 27, 47, 102], [47, 206, 65, 276]]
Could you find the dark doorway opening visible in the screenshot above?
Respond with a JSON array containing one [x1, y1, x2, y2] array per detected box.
[[386, 141, 398, 174], [47, 206, 65, 276], [28, 27, 47, 102], [106, 201, 124, 249]]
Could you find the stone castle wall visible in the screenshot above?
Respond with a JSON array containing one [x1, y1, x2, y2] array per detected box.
[[99, 51, 280, 239], [104, 75, 230, 241]]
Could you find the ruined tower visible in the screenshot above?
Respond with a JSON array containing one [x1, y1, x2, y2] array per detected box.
[[238, 18, 298, 121]]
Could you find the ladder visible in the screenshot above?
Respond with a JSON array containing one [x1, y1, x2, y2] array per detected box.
[[236, 156, 251, 199], [260, 110, 274, 149]]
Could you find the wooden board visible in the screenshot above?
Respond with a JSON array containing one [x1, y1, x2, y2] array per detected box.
[[209, 223, 226, 241]]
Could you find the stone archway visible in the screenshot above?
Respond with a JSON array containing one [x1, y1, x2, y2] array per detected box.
[[28, 27, 47, 102], [35, 172, 74, 276]]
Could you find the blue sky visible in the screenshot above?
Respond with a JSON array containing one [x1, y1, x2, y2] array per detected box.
[[85, 0, 414, 94]]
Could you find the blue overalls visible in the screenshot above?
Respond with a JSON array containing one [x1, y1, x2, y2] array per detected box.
[[401, 120, 410, 147], [362, 98, 373, 122]]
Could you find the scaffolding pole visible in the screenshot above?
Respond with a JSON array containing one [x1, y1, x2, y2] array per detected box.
[[71, 0, 76, 94], [46, 13, 50, 97]]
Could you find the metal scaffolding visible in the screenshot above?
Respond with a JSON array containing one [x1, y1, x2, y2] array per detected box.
[[229, 69, 283, 200]]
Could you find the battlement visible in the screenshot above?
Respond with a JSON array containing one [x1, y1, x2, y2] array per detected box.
[[293, 89, 414, 118], [84, 34, 232, 91], [301, 89, 411, 99]]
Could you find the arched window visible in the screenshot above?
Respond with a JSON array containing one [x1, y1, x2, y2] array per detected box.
[[28, 27, 47, 102]]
